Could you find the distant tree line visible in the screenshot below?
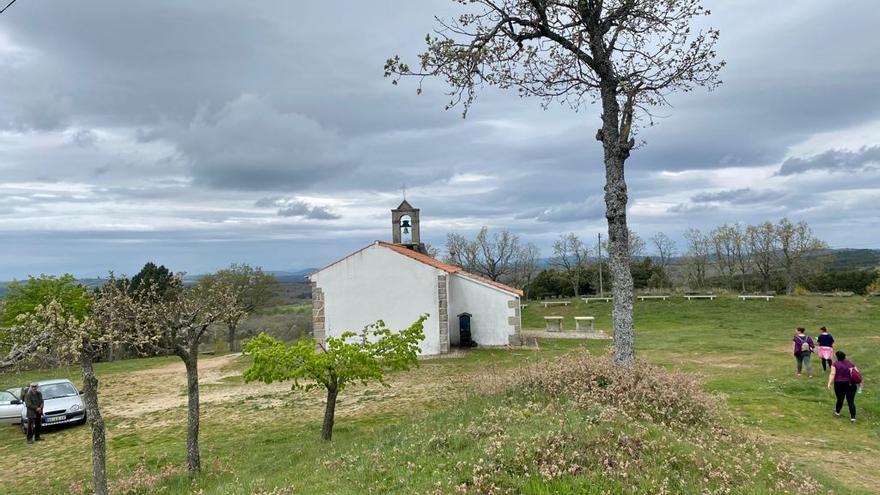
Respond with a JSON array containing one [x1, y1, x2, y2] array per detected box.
[[442, 219, 878, 299]]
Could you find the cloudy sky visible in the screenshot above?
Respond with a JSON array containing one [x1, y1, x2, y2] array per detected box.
[[0, 1, 878, 280]]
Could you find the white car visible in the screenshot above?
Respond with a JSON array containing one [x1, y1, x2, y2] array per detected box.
[[11, 379, 87, 433], [0, 390, 23, 425]]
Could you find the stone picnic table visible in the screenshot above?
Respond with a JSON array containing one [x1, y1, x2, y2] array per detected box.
[[574, 316, 595, 332], [738, 295, 774, 301], [543, 316, 564, 332]]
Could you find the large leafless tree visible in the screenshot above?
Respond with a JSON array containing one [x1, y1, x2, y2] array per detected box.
[[386, 0, 723, 365], [776, 218, 828, 294], [649, 232, 676, 290], [551, 233, 590, 297], [445, 227, 522, 282]]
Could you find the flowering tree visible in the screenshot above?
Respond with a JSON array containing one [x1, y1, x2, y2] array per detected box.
[[0, 275, 136, 495], [243, 315, 427, 441], [128, 275, 243, 474], [386, 0, 724, 365]]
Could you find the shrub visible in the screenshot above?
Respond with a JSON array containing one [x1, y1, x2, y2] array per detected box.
[[513, 351, 726, 430]]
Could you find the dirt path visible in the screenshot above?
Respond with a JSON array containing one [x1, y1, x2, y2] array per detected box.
[[103, 353, 290, 418]]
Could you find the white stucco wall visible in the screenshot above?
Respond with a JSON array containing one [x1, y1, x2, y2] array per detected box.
[[447, 274, 519, 347], [310, 243, 443, 355]]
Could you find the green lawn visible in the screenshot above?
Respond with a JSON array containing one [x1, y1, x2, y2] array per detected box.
[[0, 296, 876, 494], [524, 295, 879, 491]]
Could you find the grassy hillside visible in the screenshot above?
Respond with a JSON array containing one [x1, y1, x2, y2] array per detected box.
[[0, 296, 877, 494]]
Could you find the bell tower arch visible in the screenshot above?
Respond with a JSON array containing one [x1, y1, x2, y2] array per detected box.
[[391, 199, 427, 254]]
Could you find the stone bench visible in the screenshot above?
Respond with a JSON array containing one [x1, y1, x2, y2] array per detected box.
[[684, 294, 716, 301], [582, 297, 612, 303], [541, 300, 570, 308], [574, 316, 595, 332], [543, 316, 564, 332], [739, 295, 774, 301], [637, 295, 668, 301]]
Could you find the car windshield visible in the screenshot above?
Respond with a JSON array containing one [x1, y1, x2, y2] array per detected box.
[[0, 391, 15, 402], [39, 382, 78, 400]]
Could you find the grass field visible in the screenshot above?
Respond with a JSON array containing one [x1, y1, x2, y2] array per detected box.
[[0, 296, 877, 494]]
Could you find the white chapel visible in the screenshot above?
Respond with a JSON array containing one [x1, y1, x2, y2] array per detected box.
[[308, 200, 523, 356]]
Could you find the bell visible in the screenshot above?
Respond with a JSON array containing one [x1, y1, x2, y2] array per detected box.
[[401, 219, 411, 235]]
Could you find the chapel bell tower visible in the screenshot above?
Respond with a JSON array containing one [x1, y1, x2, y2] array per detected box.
[[391, 199, 427, 254]]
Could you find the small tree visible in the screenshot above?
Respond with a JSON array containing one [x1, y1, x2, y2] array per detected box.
[[199, 264, 280, 352], [132, 275, 242, 474], [776, 218, 828, 295], [747, 222, 777, 293], [649, 232, 676, 291], [551, 233, 590, 297], [243, 315, 427, 441], [129, 262, 177, 300], [683, 228, 709, 290]]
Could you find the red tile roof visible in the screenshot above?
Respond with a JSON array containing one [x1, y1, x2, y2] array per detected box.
[[377, 241, 523, 297]]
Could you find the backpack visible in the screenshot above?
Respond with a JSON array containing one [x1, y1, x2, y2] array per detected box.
[[850, 367, 863, 385], [798, 336, 811, 353]]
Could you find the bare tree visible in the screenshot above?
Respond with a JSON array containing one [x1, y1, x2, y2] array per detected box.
[[650, 232, 676, 290], [512, 242, 541, 299], [551, 233, 590, 297], [776, 218, 828, 295], [628, 229, 646, 260], [683, 228, 710, 290], [730, 223, 751, 293], [710, 224, 737, 289], [387, 0, 724, 365], [445, 227, 522, 282], [747, 222, 778, 293]]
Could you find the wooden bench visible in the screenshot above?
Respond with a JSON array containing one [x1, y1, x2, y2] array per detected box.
[[541, 300, 571, 308], [520, 304, 528, 309], [637, 295, 668, 301], [582, 297, 612, 303], [869, 292, 880, 297], [820, 292, 855, 297], [739, 295, 774, 301], [543, 316, 564, 332], [574, 316, 595, 332], [684, 294, 716, 301]]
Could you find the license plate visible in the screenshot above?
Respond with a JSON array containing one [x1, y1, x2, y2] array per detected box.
[[45, 416, 65, 423]]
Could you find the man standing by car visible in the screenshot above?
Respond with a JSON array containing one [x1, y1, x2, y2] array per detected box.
[[24, 382, 43, 443]]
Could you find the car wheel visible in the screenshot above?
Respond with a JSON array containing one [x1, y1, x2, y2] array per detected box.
[[20, 421, 26, 436]]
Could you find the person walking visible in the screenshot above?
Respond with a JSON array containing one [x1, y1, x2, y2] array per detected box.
[[793, 327, 815, 378], [23, 382, 43, 443], [816, 326, 835, 372], [827, 351, 860, 423]]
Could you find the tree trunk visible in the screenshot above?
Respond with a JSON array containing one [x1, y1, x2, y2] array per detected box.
[[597, 84, 636, 367], [183, 351, 201, 474], [80, 353, 109, 495], [321, 383, 338, 441], [226, 323, 237, 353]]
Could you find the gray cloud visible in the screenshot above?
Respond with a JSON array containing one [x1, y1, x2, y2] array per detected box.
[[257, 197, 340, 220], [691, 188, 784, 205], [0, 0, 879, 279], [777, 146, 880, 176]]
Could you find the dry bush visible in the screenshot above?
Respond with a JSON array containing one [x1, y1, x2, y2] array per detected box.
[[513, 350, 726, 430]]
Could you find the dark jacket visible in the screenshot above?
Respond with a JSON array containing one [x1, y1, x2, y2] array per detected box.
[[24, 389, 43, 418]]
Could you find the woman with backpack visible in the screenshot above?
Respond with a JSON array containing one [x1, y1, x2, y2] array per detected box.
[[827, 350, 861, 423], [816, 326, 835, 372], [793, 327, 815, 378]]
